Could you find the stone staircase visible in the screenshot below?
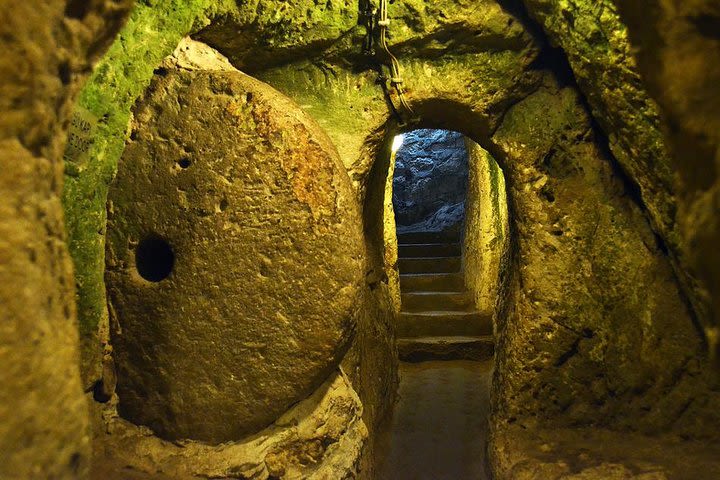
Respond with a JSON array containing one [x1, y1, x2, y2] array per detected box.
[[397, 231, 494, 362]]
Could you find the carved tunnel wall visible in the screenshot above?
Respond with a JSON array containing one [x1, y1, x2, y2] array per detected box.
[[74, 0, 720, 475], [3, 0, 720, 478]]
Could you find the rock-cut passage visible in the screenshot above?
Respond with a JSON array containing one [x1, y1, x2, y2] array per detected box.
[[375, 360, 492, 480], [377, 128, 496, 478], [377, 229, 494, 479]]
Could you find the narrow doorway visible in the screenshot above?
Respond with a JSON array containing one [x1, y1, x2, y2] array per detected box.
[[376, 129, 508, 480], [393, 130, 490, 357]]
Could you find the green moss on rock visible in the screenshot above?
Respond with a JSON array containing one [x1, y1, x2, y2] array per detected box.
[[193, 0, 358, 73], [520, 0, 716, 347], [521, 0, 676, 246], [62, 0, 237, 382]]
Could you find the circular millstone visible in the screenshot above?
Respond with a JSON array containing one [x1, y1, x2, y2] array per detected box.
[[106, 68, 364, 443]]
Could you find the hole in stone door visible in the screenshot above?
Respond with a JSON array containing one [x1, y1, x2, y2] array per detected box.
[[135, 235, 175, 282]]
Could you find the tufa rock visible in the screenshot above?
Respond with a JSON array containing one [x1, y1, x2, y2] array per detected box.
[[612, 0, 720, 362], [106, 66, 365, 443], [0, 0, 131, 478], [91, 370, 367, 479]]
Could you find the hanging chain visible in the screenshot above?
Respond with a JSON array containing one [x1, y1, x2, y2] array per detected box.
[[361, 0, 415, 125]]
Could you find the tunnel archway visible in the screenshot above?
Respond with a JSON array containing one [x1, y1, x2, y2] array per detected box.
[[386, 128, 509, 354], [371, 126, 509, 479], [359, 66, 715, 473], [361, 99, 518, 337]]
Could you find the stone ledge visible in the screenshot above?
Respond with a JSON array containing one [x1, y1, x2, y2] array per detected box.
[[91, 370, 367, 480], [398, 336, 494, 362], [489, 424, 720, 480]]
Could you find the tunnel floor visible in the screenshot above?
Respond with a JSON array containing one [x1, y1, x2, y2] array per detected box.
[[375, 359, 493, 480]]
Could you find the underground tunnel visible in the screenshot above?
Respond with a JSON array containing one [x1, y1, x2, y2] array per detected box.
[[2, 0, 720, 479], [374, 128, 505, 479]]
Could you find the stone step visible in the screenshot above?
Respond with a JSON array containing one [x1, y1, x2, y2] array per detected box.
[[400, 273, 465, 292], [398, 311, 493, 337], [398, 256, 461, 274], [398, 243, 461, 258], [397, 231, 461, 245], [401, 291, 473, 312], [398, 336, 495, 362]]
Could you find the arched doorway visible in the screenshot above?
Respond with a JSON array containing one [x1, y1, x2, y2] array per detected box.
[[375, 127, 509, 479]]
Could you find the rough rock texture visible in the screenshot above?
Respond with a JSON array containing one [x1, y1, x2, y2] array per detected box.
[[344, 130, 400, 478], [397, 203, 465, 234], [63, 30, 395, 474], [92, 370, 367, 480], [463, 140, 509, 317], [324, 38, 719, 471], [66, 0, 542, 394], [248, 16, 548, 462], [193, 0, 358, 74], [92, 372, 367, 480], [223, 0, 543, 183], [392, 129, 468, 231], [340, 286, 399, 479], [49, 0, 720, 477], [489, 76, 720, 451], [0, 1, 131, 478], [0, 142, 90, 480], [1, 0, 132, 161], [106, 65, 364, 443], [491, 424, 720, 479], [64, 0, 241, 386], [239, 0, 720, 470], [383, 147, 402, 312], [612, 0, 720, 358], [519, 0, 716, 352], [519, 0, 676, 248]]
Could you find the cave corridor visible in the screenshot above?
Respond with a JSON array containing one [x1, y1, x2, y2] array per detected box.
[[2, 0, 720, 479], [374, 129, 496, 480]]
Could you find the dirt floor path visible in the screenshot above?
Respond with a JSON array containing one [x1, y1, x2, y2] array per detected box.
[[375, 359, 493, 480]]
